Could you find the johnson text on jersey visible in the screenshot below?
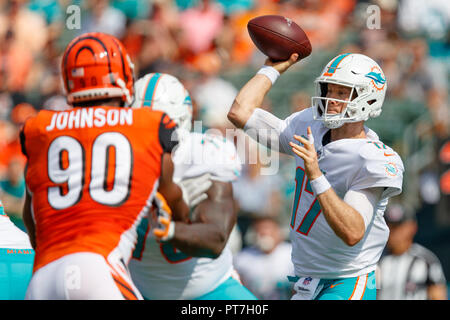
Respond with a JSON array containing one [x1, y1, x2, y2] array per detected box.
[[45, 108, 133, 131]]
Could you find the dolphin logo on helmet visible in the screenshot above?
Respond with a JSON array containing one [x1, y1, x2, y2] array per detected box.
[[365, 71, 386, 86], [365, 66, 386, 91]]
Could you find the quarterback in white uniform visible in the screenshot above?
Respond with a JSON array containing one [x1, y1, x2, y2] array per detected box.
[[128, 73, 256, 300], [228, 53, 404, 300]]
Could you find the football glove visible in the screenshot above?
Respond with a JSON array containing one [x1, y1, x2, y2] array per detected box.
[[151, 192, 175, 242], [177, 173, 212, 208]]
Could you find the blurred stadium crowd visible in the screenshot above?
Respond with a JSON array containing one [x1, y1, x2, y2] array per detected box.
[[0, 0, 449, 299]]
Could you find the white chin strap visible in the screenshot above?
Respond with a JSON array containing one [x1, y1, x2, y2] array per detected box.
[[116, 78, 132, 106], [323, 115, 345, 129]]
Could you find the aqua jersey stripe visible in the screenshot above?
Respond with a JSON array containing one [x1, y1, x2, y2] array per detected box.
[[132, 218, 149, 259], [326, 53, 351, 74], [184, 95, 193, 111], [142, 73, 161, 107], [0, 202, 5, 216], [297, 199, 322, 235]]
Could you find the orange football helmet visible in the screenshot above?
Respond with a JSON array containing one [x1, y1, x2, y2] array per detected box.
[[62, 32, 135, 106]]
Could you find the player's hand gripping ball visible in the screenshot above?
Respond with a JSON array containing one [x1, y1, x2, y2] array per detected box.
[[247, 15, 312, 61]]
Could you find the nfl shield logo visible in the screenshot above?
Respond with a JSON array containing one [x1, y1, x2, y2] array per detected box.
[[303, 277, 312, 285]]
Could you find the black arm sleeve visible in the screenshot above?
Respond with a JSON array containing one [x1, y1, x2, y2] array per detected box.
[[158, 113, 179, 153]]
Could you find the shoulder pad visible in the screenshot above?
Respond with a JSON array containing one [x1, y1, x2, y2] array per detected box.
[[351, 140, 404, 198], [286, 107, 314, 124]]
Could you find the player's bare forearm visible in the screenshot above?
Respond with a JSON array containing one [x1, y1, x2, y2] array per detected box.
[[158, 153, 190, 222], [169, 181, 235, 258], [22, 192, 36, 249], [163, 187, 190, 223], [169, 223, 227, 258], [316, 189, 365, 246]]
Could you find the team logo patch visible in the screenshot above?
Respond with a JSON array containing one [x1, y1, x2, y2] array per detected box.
[[303, 277, 312, 285], [384, 162, 398, 177], [365, 66, 386, 91]]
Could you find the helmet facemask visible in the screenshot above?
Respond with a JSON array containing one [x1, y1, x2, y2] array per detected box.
[[312, 80, 381, 129]]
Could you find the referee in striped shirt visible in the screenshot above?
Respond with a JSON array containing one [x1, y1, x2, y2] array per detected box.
[[377, 203, 448, 300]]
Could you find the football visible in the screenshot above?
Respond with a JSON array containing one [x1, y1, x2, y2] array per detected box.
[[247, 15, 312, 61]]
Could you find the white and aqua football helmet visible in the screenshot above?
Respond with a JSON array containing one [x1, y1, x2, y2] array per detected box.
[[132, 73, 193, 132], [311, 53, 387, 129]]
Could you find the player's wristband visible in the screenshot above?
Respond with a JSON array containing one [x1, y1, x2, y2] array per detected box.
[[310, 175, 331, 195], [161, 221, 175, 242], [256, 66, 280, 85]]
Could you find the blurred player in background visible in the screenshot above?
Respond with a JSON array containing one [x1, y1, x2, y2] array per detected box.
[[228, 52, 404, 300], [0, 200, 34, 299], [128, 73, 256, 300], [234, 216, 294, 300], [20, 33, 193, 300], [377, 203, 447, 300]]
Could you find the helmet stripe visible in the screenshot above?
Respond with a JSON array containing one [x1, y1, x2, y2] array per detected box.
[[142, 73, 162, 108], [323, 53, 351, 76], [110, 37, 128, 83], [184, 94, 192, 111], [74, 46, 96, 62]]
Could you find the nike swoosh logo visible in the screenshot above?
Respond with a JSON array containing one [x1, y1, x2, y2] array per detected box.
[[329, 282, 344, 289], [384, 152, 395, 156]]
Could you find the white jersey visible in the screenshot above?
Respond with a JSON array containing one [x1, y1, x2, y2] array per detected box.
[[279, 108, 404, 279], [129, 132, 241, 299], [0, 202, 33, 249]]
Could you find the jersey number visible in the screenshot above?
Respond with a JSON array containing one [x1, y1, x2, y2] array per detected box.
[[132, 218, 192, 263], [290, 167, 322, 235], [47, 132, 132, 209], [160, 243, 192, 264]]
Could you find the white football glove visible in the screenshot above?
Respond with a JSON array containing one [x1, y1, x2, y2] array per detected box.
[[177, 173, 212, 208]]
